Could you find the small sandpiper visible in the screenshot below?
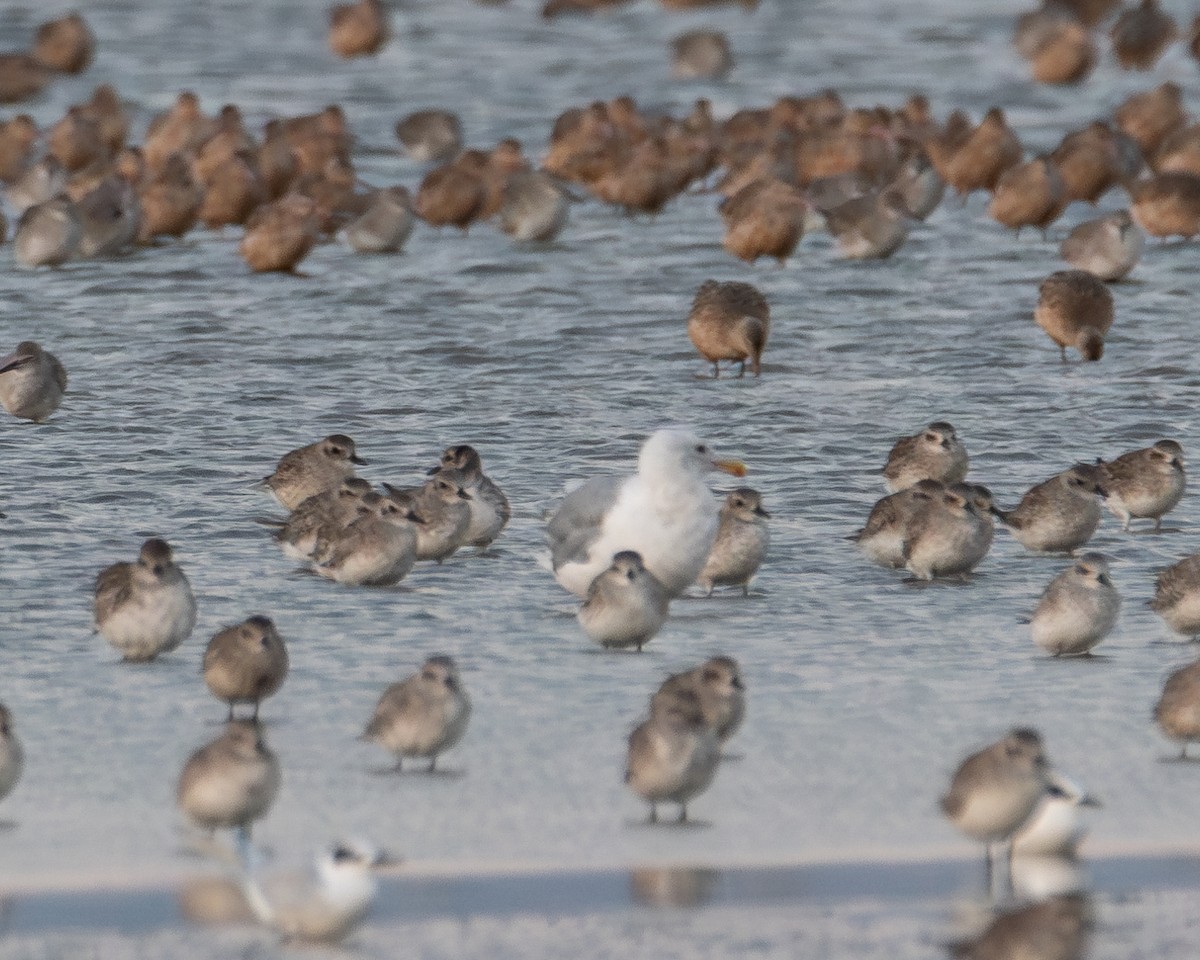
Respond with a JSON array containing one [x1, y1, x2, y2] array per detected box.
[[1029, 553, 1120, 656], [272, 477, 373, 561], [994, 464, 1107, 553], [651, 656, 745, 745], [426, 445, 510, 550], [940, 728, 1053, 867], [262, 435, 366, 511], [1034, 269, 1114, 361], [1149, 555, 1200, 640], [882, 422, 968, 492], [360, 655, 471, 772], [311, 492, 422, 586], [1097, 439, 1185, 532], [177, 721, 280, 850], [696, 488, 769, 595], [0, 340, 67, 422], [1154, 659, 1200, 759], [850, 479, 944, 568], [902, 485, 993, 580], [626, 688, 720, 824], [1060, 210, 1144, 282], [203, 615, 290, 720], [387, 472, 472, 563], [578, 551, 671, 651], [93, 538, 197, 661]]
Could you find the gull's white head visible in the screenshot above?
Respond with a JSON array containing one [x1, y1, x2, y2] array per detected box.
[[638, 429, 746, 482], [315, 840, 390, 896]]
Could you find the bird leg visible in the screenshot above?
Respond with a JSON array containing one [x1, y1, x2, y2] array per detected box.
[[428, 756, 438, 773], [648, 803, 658, 824], [737, 360, 746, 379], [677, 803, 688, 824]]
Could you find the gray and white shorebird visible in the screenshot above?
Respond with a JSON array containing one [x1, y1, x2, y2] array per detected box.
[[1149, 555, 1200, 640], [940, 728, 1056, 867], [578, 551, 671, 651], [547, 428, 746, 598], [243, 840, 391, 944], [394, 109, 462, 164], [625, 688, 720, 824], [262, 434, 366, 511], [271, 477, 373, 561], [670, 30, 733, 79], [1034, 269, 1114, 361], [426, 444, 510, 550], [819, 185, 913, 260], [177, 721, 280, 850], [850, 479, 945, 568], [0, 704, 24, 808], [651, 656, 745, 746], [1154, 659, 1200, 759], [1060, 209, 1144, 282], [696, 488, 769, 595], [6, 156, 67, 215], [386, 472, 473, 563], [360, 655, 471, 772], [497, 170, 569, 242], [0, 340, 67, 422], [994, 464, 1107, 553], [1097, 439, 1185, 532], [311, 492, 422, 586], [203, 615, 290, 720], [1029, 553, 1120, 656], [93, 538, 197, 661], [902, 484, 993, 580], [13, 194, 82, 267], [882, 422, 968, 492], [343, 186, 414, 254], [686, 279, 770, 378]]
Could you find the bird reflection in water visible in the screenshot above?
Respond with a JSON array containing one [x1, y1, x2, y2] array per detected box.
[[629, 867, 719, 907], [947, 892, 1091, 960]]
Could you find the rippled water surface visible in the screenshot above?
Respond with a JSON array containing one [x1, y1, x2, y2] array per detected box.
[[3, 0, 1200, 904]]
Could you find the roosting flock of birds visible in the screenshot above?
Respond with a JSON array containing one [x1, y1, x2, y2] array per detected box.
[[4, 0, 1200, 947]]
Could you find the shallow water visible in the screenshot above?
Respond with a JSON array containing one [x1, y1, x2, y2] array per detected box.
[[3, 0, 1200, 908]]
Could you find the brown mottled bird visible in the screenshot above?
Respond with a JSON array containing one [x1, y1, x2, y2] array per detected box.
[[1155, 660, 1200, 759], [687, 280, 769, 378], [32, 12, 94, 74], [1130, 172, 1200, 239], [1149, 556, 1200, 641], [942, 108, 1022, 197], [328, 0, 389, 58], [239, 194, 319, 272], [1115, 82, 1184, 157], [988, 156, 1065, 235], [1034, 270, 1113, 362], [1110, 0, 1177, 70], [720, 177, 806, 264], [203, 615, 290, 721]]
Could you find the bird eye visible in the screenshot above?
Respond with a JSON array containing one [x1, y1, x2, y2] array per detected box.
[[924, 433, 937, 442], [695, 444, 707, 454]]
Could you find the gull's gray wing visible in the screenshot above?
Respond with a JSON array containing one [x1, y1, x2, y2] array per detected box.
[[547, 476, 623, 571]]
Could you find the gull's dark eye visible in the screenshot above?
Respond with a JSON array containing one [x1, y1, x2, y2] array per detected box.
[[695, 444, 707, 454]]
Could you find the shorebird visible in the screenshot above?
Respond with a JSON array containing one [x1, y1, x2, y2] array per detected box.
[[0, 340, 67, 422], [1029, 553, 1120, 656], [578, 551, 671, 651], [203, 615, 290, 720], [696, 488, 769, 595], [93, 538, 197, 662], [360, 655, 471, 772], [625, 688, 720, 824]]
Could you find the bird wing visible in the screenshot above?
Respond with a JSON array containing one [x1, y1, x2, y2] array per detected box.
[[49, 353, 68, 391], [547, 475, 624, 570], [93, 561, 133, 625]]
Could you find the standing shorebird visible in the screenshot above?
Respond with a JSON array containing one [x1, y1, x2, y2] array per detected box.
[[1029, 553, 1120, 656], [578, 551, 670, 651], [1034, 269, 1114, 362], [1155, 660, 1200, 759], [262, 435, 366, 511], [1149, 555, 1200, 641], [626, 688, 720, 824], [994, 464, 1107, 553], [0, 340, 67, 422], [686, 279, 770, 378], [651, 656, 745, 746], [882, 422, 968, 492], [93, 538, 197, 662], [177, 721, 280, 855], [360, 656, 471, 773], [941, 729, 1055, 870], [696, 488, 770, 595], [1097, 439, 1185, 532], [203, 615, 290, 721], [426, 445, 510, 550]]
